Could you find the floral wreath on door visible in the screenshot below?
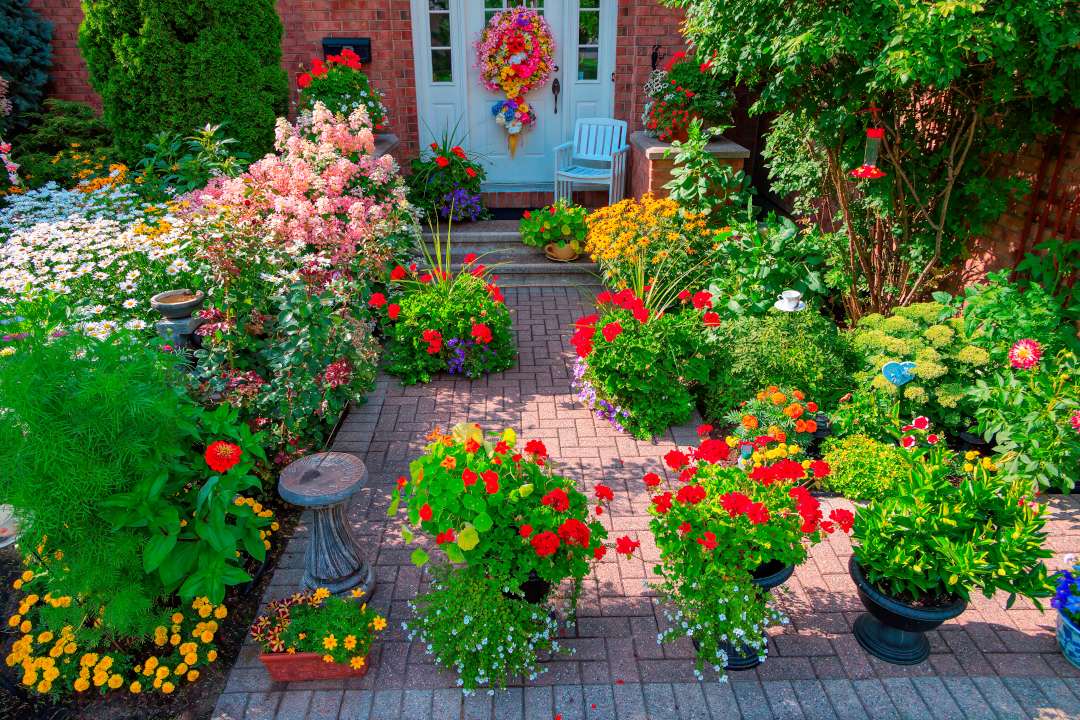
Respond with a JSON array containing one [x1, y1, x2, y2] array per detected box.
[[473, 6, 556, 158]]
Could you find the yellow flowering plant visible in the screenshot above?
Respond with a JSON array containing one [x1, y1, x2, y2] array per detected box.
[[584, 195, 724, 311], [250, 589, 383, 668], [5, 575, 224, 698]]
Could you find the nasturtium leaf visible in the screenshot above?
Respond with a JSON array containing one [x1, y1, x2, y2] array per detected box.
[[444, 543, 465, 564], [462, 494, 487, 513], [473, 512, 494, 532], [411, 548, 430, 567], [458, 524, 480, 551], [402, 524, 414, 543], [502, 428, 517, 447], [518, 483, 534, 498], [387, 498, 400, 516]]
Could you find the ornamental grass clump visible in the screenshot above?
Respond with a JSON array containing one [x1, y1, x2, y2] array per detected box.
[[378, 241, 514, 385], [853, 301, 992, 430], [569, 288, 722, 438], [406, 564, 563, 694], [251, 588, 384, 669], [638, 428, 851, 678], [852, 446, 1053, 605], [393, 424, 609, 589]]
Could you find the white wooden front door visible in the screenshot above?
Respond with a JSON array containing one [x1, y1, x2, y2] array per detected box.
[[410, 0, 617, 189]]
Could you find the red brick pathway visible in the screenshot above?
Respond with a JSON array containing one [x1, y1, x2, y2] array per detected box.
[[213, 287, 1080, 720]]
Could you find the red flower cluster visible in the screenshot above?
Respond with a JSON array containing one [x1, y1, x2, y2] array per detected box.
[[471, 323, 493, 344], [482, 470, 499, 494], [388, 304, 400, 320], [557, 518, 591, 548], [692, 291, 712, 310], [594, 483, 614, 502], [643, 472, 662, 488], [391, 265, 407, 281], [525, 439, 548, 458], [652, 492, 674, 514], [435, 528, 456, 545], [532, 531, 560, 557], [436, 157, 450, 168], [369, 292, 386, 308], [696, 531, 718, 550], [542, 488, 570, 512], [749, 459, 808, 487], [675, 484, 706, 505], [719, 492, 751, 517], [601, 322, 622, 343], [692, 438, 730, 464], [485, 282, 505, 304], [664, 449, 689, 470], [422, 329, 442, 354], [615, 536, 640, 557], [205, 441, 243, 472], [451, 146, 468, 159]]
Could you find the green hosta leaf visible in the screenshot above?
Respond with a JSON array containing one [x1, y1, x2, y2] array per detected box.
[[411, 548, 430, 567], [473, 512, 494, 532]]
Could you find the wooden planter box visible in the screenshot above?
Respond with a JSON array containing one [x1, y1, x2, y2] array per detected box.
[[259, 651, 369, 682]]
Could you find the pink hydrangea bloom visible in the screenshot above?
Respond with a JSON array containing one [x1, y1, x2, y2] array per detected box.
[[1009, 339, 1043, 370]]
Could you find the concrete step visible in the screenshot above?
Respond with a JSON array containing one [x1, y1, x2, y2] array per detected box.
[[419, 219, 596, 287]]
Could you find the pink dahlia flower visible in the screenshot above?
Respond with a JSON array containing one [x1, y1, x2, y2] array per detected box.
[[1009, 339, 1043, 370], [1071, 409, 1080, 434]]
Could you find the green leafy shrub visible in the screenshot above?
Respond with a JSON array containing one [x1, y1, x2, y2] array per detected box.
[[252, 589, 384, 665], [571, 290, 720, 438], [852, 302, 991, 430], [394, 424, 608, 589], [103, 402, 277, 604], [379, 255, 514, 386], [79, 0, 288, 162], [519, 199, 586, 252], [297, 48, 388, 129], [706, 214, 843, 317], [134, 123, 250, 197], [852, 447, 1053, 604], [662, 118, 754, 222], [8, 99, 120, 190], [820, 434, 908, 500], [827, 388, 899, 443], [0, 305, 179, 643], [406, 564, 563, 693], [963, 270, 1078, 362], [703, 310, 856, 419], [970, 348, 1080, 492], [0, 0, 52, 132]]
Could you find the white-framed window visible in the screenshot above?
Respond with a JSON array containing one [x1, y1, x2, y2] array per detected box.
[[428, 0, 453, 83], [576, 0, 599, 81]]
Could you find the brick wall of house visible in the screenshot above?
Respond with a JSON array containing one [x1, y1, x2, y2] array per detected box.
[[960, 117, 1080, 286], [27, 0, 96, 107]]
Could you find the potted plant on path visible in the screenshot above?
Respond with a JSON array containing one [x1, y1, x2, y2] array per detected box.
[[251, 588, 385, 681], [392, 423, 611, 692], [635, 426, 851, 677], [519, 199, 587, 261], [849, 444, 1053, 665]]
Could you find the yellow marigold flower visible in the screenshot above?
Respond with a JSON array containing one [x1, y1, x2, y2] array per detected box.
[[74, 677, 90, 692], [162, 682, 174, 694], [8, 615, 20, 627], [153, 678, 162, 689], [37, 631, 53, 644], [96, 656, 113, 672], [22, 670, 37, 686], [214, 605, 227, 620], [350, 655, 365, 669], [200, 631, 214, 643], [965, 450, 978, 461], [43, 667, 59, 681], [271, 522, 280, 531], [144, 657, 158, 671], [198, 605, 212, 618], [171, 613, 184, 624], [130, 681, 142, 693], [963, 463, 974, 472], [343, 635, 357, 650], [108, 673, 124, 689], [186, 670, 199, 682], [185, 652, 198, 665], [48, 645, 63, 658], [12, 580, 21, 590], [156, 666, 170, 680], [80, 653, 99, 668], [264, 540, 271, 550], [93, 672, 108, 686], [170, 634, 181, 645], [174, 663, 188, 675], [37, 679, 51, 693], [206, 650, 217, 662], [207, 621, 218, 633], [21, 571, 33, 583], [252, 503, 262, 513]]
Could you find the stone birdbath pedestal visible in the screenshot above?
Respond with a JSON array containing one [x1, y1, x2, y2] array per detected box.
[[278, 452, 375, 603], [150, 288, 205, 350]]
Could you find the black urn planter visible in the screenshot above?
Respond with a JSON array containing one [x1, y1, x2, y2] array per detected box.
[[693, 560, 796, 671], [503, 570, 551, 605], [849, 556, 967, 665]]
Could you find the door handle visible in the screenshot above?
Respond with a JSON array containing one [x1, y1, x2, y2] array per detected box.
[[552, 77, 560, 114]]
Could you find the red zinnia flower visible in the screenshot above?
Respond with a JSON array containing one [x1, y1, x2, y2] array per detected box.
[[205, 441, 243, 472]]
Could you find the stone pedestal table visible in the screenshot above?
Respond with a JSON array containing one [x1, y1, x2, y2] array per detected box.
[[278, 452, 375, 603]]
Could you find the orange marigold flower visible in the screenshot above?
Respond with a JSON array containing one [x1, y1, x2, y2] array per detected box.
[[741, 415, 759, 430], [804, 421, 817, 434], [784, 403, 803, 419], [771, 392, 787, 405], [792, 390, 805, 401]]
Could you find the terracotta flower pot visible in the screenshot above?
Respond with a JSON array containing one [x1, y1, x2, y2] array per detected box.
[[259, 651, 369, 682], [666, 111, 704, 144]]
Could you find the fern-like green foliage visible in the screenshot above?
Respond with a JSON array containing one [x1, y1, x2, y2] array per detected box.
[[0, 327, 184, 643]]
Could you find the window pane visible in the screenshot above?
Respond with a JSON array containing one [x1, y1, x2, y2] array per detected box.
[[432, 49, 452, 82], [428, 0, 448, 9], [484, 0, 502, 7], [580, 0, 599, 7], [429, 12, 451, 47], [578, 10, 599, 45], [577, 48, 598, 80], [485, 10, 498, 25]]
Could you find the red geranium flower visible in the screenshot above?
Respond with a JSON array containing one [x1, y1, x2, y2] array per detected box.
[[369, 292, 386, 308], [388, 304, 400, 320], [558, 518, 591, 548], [601, 322, 622, 342], [643, 473, 662, 488], [664, 450, 689, 470], [697, 424, 713, 437], [466, 168, 476, 178], [829, 508, 855, 533], [678, 290, 691, 300], [679, 522, 692, 535], [390, 265, 407, 281], [747, 502, 770, 525], [719, 492, 751, 518], [594, 484, 614, 502], [652, 492, 674, 514], [542, 488, 569, 512], [692, 291, 713, 310], [615, 536, 640, 557], [471, 323, 493, 344], [436, 157, 449, 167], [676, 484, 706, 505], [593, 545, 607, 561], [298, 73, 312, 88], [597, 291, 613, 304], [703, 312, 721, 327], [451, 146, 467, 159], [519, 524, 533, 538], [696, 531, 718, 550], [525, 439, 548, 458], [633, 306, 649, 323], [532, 531, 560, 557], [205, 441, 243, 472], [430, 142, 438, 150]]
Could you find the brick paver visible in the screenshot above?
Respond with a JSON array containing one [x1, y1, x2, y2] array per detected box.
[[213, 287, 1080, 719]]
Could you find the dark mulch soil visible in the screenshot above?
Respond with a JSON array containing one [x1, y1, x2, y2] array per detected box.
[[0, 499, 302, 720]]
